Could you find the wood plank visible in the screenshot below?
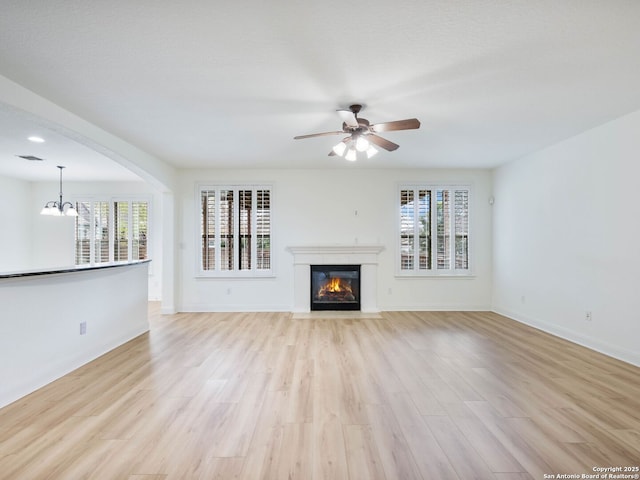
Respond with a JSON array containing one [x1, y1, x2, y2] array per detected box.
[[443, 401, 524, 473], [239, 390, 288, 479], [343, 424, 387, 480], [312, 414, 349, 480], [274, 423, 313, 480], [387, 392, 460, 480], [365, 403, 423, 480], [424, 414, 497, 479], [466, 401, 556, 479]]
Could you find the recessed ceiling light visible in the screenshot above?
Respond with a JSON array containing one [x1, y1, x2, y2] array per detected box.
[[28, 136, 45, 143]]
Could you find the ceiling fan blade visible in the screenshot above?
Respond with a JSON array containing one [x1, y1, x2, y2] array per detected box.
[[337, 109, 359, 128], [293, 131, 345, 140], [370, 118, 420, 133], [367, 134, 400, 151]]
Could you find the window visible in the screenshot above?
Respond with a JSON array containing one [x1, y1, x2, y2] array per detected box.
[[399, 185, 470, 275], [199, 185, 272, 276], [75, 199, 149, 265]]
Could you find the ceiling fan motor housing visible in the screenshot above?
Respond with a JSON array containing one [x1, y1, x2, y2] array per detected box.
[[349, 104, 363, 115], [343, 117, 370, 134]]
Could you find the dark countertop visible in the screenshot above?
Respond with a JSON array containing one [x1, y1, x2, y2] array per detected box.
[[0, 259, 151, 279]]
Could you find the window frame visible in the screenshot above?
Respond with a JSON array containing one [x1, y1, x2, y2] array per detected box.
[[196, 183, 274, 278], [396, 183, 472, 277], [74, 195, 151, 266]]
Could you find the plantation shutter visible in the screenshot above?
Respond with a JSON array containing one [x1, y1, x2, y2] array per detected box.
[[114, 201, 129, 261], [94, 201, 110, 264], [132, 201, 148, 260], [436, 190, 451, 270], [201, 190, 216, 270], [220, 190, 234, 271], [256, 189, 271, 269], [418, 189, 431, 270], [400, 189, 415, 270], [399, 185, 470, 275], [75, 201, 91, 265], [75, 199, 149, 266], [454, 190, 469, 269], [199, 185, 272, 275], [239, 190, 252, 270]]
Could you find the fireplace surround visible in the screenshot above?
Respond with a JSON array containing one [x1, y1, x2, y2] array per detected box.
[[287, 244, 384, 313]]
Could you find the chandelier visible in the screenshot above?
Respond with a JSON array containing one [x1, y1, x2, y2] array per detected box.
[[40, 166, 78, 217]]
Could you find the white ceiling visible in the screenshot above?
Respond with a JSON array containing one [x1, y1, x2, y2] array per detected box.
[[1, 0, 639, 181], [0, 105, 142, 181]]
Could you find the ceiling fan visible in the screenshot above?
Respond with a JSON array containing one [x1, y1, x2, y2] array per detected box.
[[294, 104, 420, 160]]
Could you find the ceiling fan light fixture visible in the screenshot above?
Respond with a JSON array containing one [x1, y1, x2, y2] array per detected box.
[[345, 148, 357, 162], [332, 141, 347, 156], [355, 135, 370, 152], [294, 104, 419, 159]]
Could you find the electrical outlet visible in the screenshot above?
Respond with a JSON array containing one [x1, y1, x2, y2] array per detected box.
[[80, 321, 87, 335], [585, 311, 592, 322]]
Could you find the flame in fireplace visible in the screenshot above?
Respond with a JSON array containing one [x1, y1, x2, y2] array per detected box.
[[318, 277, 353, 298], [316, 277, 356, 302]]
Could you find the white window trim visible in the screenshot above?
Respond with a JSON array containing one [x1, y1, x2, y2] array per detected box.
[[396, 183, 473, 277], [73, 195, 152, 267], [195, 183, 274, 278]]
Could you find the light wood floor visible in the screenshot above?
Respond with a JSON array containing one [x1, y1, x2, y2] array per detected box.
[[1, 307, 638, 479]]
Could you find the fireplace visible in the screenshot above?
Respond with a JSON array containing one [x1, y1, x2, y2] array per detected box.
[[310, 265, 361, 311], [287, 245, 383, 313]]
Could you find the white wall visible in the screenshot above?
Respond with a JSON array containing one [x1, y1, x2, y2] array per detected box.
[[30, 181, 77, 268], [0, 262, 150, 408], [492, 109, 640, 366], [177, 168, 493, 312], [0, 176, 32, 270]]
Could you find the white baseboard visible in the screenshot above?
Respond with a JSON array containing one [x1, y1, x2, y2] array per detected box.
[[178, 303, 292, 313], [493, 306, 639, 368], [381, 304, 492, 312]]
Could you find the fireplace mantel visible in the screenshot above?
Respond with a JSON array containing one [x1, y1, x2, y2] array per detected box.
[[287, 244, 384, 313], [286, 244, 384, 265]]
